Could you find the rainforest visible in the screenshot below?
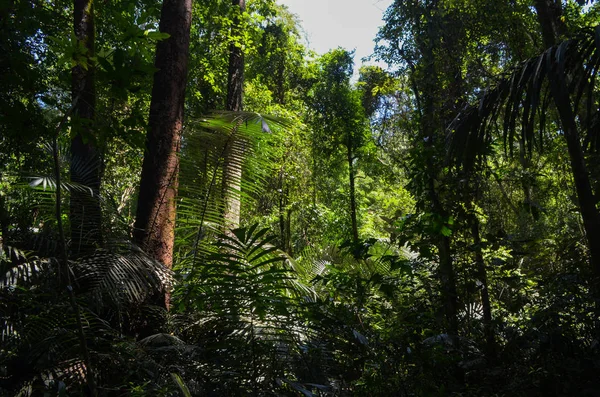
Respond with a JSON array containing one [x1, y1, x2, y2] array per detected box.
[[2, 0, 600, 395]]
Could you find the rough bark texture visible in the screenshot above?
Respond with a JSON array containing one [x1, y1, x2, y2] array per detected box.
[[71, 0, 102, 255], [134, 0, 193, 276], [222, 0, 246, 232]]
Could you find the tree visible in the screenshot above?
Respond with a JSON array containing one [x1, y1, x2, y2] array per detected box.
[[133, 0, 193, 281], [243, 4, 309, 253], [534, 0, 568, 48], [222, 0, 247, 232], [307, 49, 368, 245], [449, 27, 600, 300], [376, 0, 461, 337], [71, 0, 102, 255]]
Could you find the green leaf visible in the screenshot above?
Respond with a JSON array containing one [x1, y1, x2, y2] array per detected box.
[[171, 373, 192, 397], [145, 31, 171, 41]]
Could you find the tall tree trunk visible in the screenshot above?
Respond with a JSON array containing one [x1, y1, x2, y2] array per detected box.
[[222, 0, 246, 233], [437, 227, 458, 335], [0, 193, 8, 251], [278, 170, 290, 252], [467, 206, 495, 359], [226, 0, 245, 112], [133, 0, 193, 290], [418, 4, 459, 336], [347, 141, 359, 244], [279, 194, 286, 248], [536, 0, 600, 283], [286, 208, 292, 255], [549, 75, 600, 278], [533, 0, 567, 49], [71, 0, 102, 255]]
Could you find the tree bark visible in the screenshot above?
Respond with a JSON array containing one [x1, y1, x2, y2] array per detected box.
[[71, 0, 102, 255], [133, 0, 193, 283], [222, 0, 246, 233]]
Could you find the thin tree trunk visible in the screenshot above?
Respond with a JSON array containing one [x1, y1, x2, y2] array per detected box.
[[133, 0, 193, 301], [537, 0, 600, 281], [436, 203, 458, 335], [469, 210, 495, 359], [518, 139, 537, 218], [53, 135, 98, 396], [0, 193, 8, 252], [71, 0, 102, 255], [286, 208, 292, 255], [278, 170, 292, 253], [226, 0, 245, 112], [222, 0, 246, 233], [550, 81, 600, 277], [347, 142, 359, 244], [278, 172, 286, 249]]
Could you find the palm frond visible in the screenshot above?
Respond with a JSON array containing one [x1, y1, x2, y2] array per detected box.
[[175, 111, 291, 293], [0, 246, 53, 287], [26, 176, 96, 197], [173, 225, 318, 394], [72, 244, 172, 308], [448, 26, 600, 171]]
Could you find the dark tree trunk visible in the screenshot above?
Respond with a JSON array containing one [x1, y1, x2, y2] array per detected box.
[[133, 0, 193, 284], [279, 195, 286, 248], [223, 0, 246, 232], [533, 0, 567, 48], [71, 0, 102, 255], [537, 0, 600, 283], [418, 6, 459, 336], [286, 208, 292, 255], [436, 227, 458, 335], [549, 74, 600, 278], [226, 0, 245, 112], [469, 211, 495, 359], [347, 142, 359, 245], [0, 193, 8, 249], [278, 171, 291, 252]]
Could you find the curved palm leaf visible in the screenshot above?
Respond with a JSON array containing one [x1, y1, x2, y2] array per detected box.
[[448, 26, 600, 171], [448, 25, 600, 272], [175, 111, 291, 294], [72, 245, 172, 309], [174, 224, 317, 395]]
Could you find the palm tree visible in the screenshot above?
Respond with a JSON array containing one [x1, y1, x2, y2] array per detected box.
[[449, 26, 600, 283]]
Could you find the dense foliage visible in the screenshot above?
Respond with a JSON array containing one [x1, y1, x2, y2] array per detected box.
[[2, 0, 600, 395]]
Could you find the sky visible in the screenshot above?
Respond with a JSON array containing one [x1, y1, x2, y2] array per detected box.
[[276, 0, 394, 72]]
